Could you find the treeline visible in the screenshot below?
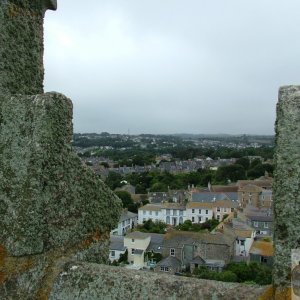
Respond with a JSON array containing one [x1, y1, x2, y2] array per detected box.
[[80, 145, 274, 168], [105, 157, 273, 193]]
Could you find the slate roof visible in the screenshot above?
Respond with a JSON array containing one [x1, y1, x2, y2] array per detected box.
[[110, 236, 125, 251], [126, 231, 150, 239], [250, 241, 274, 257], [190, 256, 206, 264], [163, 231, 234, 248], [162, 203, 186, 210], [186, 202, 213, 209], [247, 215, 273, 222], [214, 199, 238, 208], [119, 211, 138, 222], [147, 233, 164, 253], [138, 204, 162, 212], [156, 256, 181, 269], [191, 192, 229, 203]]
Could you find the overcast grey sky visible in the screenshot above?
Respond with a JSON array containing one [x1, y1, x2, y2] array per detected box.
[[44, 1, 300, 135]]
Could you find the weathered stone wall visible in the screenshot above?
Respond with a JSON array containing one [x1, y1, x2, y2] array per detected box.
[[0, 0, 56, 95], [0, 93, 122, 298], [273, 85, 300, 297], [48, 262, 268, 300]]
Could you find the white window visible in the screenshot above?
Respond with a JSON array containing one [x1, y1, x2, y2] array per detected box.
[[224, 208, 227, 212], [192, 209, 195, 213], [264, 222, 269, 228], [206, 210, 208, 214], [111, 250, 115, 257], [217, 207, 220, 212], [131, 248, 135, 255], [170, 248, 175, 256], [131, 239, 135, 243], [254, 221, 259, 227], [160, 266, 164, 271], [149, 211, 152, 215], [155, 211, 158, 216], [198, 216, 202, 222], [192, 217, 195, 222], [206, 217, 208, 221], [143, 210, 146, 215], [199, 209, 201, 214], [166, 209, 170, 215], [217, 215, 220, 220]]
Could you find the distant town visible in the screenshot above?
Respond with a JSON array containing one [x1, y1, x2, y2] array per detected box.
[[75, 132, 274, 285]]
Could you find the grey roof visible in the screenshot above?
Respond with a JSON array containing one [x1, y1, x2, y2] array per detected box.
[[224, 192, 238, 201], [126, 231, 150, 239], [119, 211, 138, 222], [110, 235, 125, 251], [205, 259, 225, 267], [190, 256, 206, 264], [163, 231, 234, 248], [157, 256, 181, 268], [147, 233, 164, 253], [247, 215, 273, 222], [192, 192, 229, 203]]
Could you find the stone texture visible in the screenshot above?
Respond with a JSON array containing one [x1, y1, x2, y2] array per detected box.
[[0, 1, 56, 95], [0, 93, 122, 257], [273, 85, 300, 295], [49, 262, 268, 300]]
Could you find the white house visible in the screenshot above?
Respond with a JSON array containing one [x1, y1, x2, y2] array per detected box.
[[234, 229, 256, 257], [186, 202, 213, 223], [124, 232, 151, 268], [138, 204, 163, 225], [109, 235, 126, 263], [111, 210, 138, 235], [138, 203, 186, 226]]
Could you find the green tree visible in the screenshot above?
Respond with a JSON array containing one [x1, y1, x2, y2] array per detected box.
[[215, 164, 246, 183]]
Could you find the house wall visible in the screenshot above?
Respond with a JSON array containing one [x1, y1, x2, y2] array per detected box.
[[235, 237, 254, 257], [138, 209, 162, 225], [109, 249, 126, 263], [213, 206, 234, 221], [124, 236, 150, 264], [186, 208, 213, 223]]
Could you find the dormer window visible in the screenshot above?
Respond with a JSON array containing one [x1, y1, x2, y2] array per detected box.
[[170, 248, 175, 256], [131, 239, 135, 243]]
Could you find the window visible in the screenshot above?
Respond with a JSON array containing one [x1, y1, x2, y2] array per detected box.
[[240, 240, 245, 246], [199, 209, 201, 214], [155, 211, 158, 216], [131, 248, 135, 255], [179, 210, 183, 216], [206, 210, 208, 214], [261, 256, 268, 263], [143, 210, 146, 215], [170, 248, 175, 256], [198, 216, 202, 222], [217, 207, 220, 212], [254, 221, 259, 227], [231, 208, 234, 212], [192, 209, 195, 213], [192, 217, 195, 222], [264, 222, 269, 228], [160, 266, 169, 272], [131, 239, 135, 243], [224, 208, 227, 212], [217, 215, 220, 220], [166, 209, 170, 215], [149, 211, 152, 215], [111, 250, 115, 257], [206, 217, 208, 221]]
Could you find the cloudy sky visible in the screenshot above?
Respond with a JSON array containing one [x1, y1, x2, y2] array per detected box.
[[44, 0, 300, 135]]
